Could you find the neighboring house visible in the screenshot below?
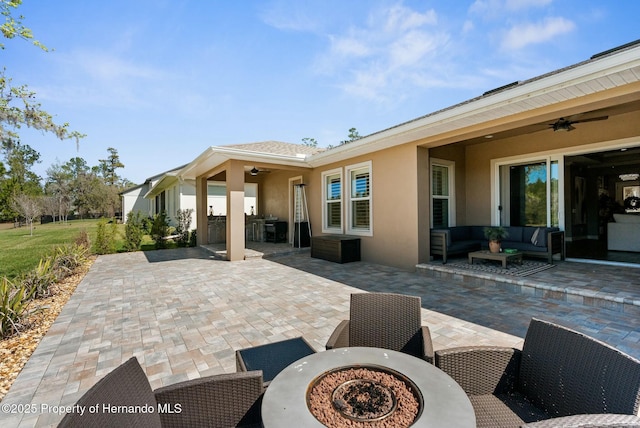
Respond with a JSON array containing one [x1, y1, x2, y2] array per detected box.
[[121, 166, 184, 223], [174, 41, 640, 269]]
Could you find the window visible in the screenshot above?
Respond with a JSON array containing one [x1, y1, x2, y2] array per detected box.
[[346, 162, 372, 235], [498, 159, 559, 227], [322, 169, 342, 233], [431, 159, 454, 228]]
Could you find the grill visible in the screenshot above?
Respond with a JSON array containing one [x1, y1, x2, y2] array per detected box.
[[265, 221, 287, 243]]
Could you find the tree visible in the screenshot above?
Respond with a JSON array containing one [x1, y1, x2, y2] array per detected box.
[[341, 127, 362, 145], [0, 140, 42, 220], [98, 147, 124, 187], [0, 1, 84, 148], [11, 193, 41, 235], [44, 161, 73, 222], [175, 208, 193, 247], [301, 137, 318, 147]]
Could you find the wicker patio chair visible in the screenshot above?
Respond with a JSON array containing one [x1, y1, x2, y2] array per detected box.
[[435, 318, 640, 428], [58, 357, 264, 428], [325, 292, 434, 363]]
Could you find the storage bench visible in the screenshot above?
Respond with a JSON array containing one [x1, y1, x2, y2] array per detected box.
[[311, 235, 361, 263]]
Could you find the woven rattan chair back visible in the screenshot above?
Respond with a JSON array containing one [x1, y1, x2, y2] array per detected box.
[[519, 318, 640, 418], [349, 292, 422, 355], [58, 357, 162, 428]]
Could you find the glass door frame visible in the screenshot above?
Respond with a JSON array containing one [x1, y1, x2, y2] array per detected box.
[[491, 154, 565, 229]]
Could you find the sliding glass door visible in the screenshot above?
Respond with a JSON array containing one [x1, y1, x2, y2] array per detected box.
[[498, 159, 560, 227]]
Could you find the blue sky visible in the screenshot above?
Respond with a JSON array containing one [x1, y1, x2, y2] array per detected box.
[[5, 0, 639, 184]]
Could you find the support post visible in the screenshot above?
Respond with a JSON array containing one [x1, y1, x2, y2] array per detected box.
[[226, 161, 246, 261], [195, 175, 208, 245]]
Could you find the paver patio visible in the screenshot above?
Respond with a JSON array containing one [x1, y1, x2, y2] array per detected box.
[[2, 246, 639, 427]]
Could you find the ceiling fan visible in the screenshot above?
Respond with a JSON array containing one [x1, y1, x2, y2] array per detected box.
[[249, 167, 270, 176], [549, 115, 608, 132]]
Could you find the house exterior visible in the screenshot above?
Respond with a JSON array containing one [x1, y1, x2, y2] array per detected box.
[[174, 41, 640, 269], [120, 145, 307, 230]]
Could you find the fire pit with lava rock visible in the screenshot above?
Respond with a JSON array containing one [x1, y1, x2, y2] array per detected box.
[[307, 366, 422, 427]]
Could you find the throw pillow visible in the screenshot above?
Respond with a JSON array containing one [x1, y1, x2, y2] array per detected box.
[[531, 227, 541, 245]]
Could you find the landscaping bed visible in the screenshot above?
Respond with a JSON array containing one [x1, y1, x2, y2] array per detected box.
[[0, 257, 94, 401]]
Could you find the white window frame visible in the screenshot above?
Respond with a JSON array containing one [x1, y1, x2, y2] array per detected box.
[[346, 161, 373, 236], [430, 158, 455, 228], [321, 168, 343, 234]]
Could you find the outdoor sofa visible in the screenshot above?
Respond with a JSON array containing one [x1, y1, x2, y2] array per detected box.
[[430, 225, 565, 264], [58, 357, 264, 428], [435, 318, 640, 428]]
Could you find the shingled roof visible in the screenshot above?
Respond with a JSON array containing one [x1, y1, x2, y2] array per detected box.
[[221, 140, 324, 157]]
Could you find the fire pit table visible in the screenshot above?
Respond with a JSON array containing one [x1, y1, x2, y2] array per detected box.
[[261, 347, 475, 428]]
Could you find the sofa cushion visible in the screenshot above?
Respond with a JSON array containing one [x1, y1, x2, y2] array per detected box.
[[614, 213, 640, 223], [504, 227, 523, 243], [503, 242, 546, 253], [449, 240, 482, 254], [449, 226, 473, 243], [471, 226, 487, 241]]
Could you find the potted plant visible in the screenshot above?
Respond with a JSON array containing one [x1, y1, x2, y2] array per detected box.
[[484, 226, 509, 253]]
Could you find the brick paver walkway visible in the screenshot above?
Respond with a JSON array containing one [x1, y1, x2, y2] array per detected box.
[[2, 247, 639, 426]]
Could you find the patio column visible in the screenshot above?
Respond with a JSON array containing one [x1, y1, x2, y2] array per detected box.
[[195, 175, 208, 245], [226, 160, 245, 261], [417, 146, 431, 263]]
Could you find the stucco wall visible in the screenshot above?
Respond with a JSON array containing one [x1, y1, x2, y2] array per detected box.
[[464, 110, 640, 225], [310, 144, 421, 270], [261, 170, 311, 222]]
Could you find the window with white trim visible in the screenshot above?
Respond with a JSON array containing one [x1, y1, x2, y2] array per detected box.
[[322, 169, 342, 233], [431, 159, 455, 228], [346, 162, 372, 236]]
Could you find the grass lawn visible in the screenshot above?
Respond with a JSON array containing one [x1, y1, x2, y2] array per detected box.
[[0, 219, 131, 279]]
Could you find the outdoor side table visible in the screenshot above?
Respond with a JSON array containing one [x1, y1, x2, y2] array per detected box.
[[236, 337, 316, 385]]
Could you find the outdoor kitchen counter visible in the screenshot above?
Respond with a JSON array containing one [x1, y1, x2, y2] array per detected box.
[[261, 347, 475, 428]]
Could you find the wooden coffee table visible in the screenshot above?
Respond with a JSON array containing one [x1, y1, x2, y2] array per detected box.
[[468, 250, 523, 268]]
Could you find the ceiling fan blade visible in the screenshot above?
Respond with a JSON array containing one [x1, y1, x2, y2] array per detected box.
[[571, 115, 609, 124]]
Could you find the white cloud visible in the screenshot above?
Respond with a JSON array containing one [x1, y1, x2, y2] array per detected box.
[[501, 17, 575, 50], [329, 34, 372, 57], [259, 2, 321, 32], [381, 4, 437, 33], [505, 0, 553, 10], [312, 3, 453, 101], [389, 31, 445, 68], [469, 0, 553, 18]]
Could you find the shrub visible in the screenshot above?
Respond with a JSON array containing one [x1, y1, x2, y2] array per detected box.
[[0, 277, 36, 339], [74, 229, 91, 250], [189, 229, 197, 247], [141, 216, 153, 234], [151, 211, 169, 249], [175, 209, 194, 247], [20, 258, 57, 299], [93, 218, 118, 255], [124, 210, 144, 251], [51, 244, 88, 279]]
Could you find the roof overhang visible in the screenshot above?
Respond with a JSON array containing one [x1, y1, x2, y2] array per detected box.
[[308, 42, 640, 167], [179, 146, 312, 180], [143, 174, 180, 199]]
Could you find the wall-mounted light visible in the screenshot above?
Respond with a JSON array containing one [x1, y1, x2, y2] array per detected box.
[[250, 167, 259, 176]]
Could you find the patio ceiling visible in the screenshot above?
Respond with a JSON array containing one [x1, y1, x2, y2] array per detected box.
[[454, 98, 640, 147]]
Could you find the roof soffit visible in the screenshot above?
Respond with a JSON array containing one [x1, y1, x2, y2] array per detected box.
[[308, 45, 640, 167]]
